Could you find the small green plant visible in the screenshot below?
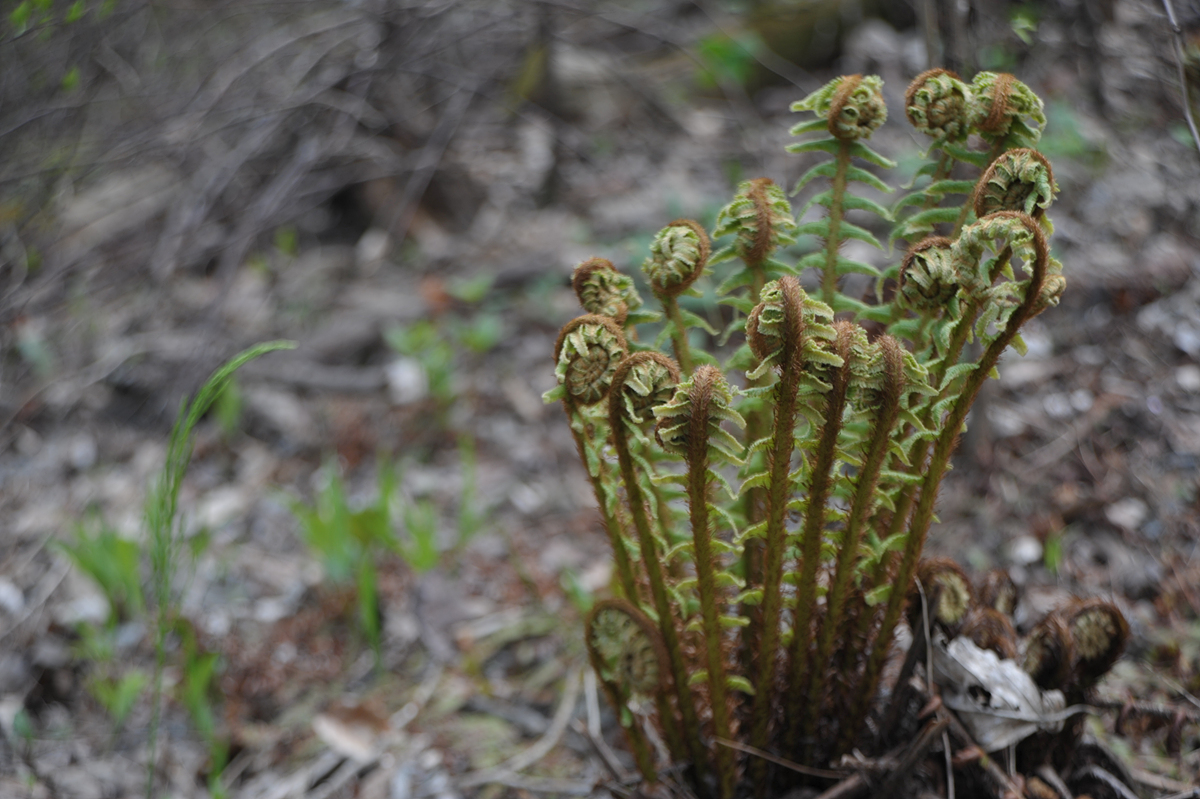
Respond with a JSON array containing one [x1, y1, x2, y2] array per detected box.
[[546, 71, 1114, 797], [59, 518, 144, 624], [385, 277, 506, 418], [290, 440, 483, 665], [142, 340, 294, 798], [87, 668, 148, 736]]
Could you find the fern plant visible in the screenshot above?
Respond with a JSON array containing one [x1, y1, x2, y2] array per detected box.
[[546, 72, 1109, 798]]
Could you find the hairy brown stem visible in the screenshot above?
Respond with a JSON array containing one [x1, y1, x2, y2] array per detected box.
[[807, 338, 905, 744], [663, 296, 694, 374], [822, 142, 852, 303], [565, 417, 640, 605], [747, 278, 807, 789], [786, 323, 855, 754], [685, 367, 736, 799]]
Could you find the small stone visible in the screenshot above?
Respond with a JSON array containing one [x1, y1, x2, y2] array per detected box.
[[1105, 497, 1149, 531], [0, 579, 24, 615], [1177, 364, 1200, 392], [386, 358, 428, 405], [1008, 535, 1043, 566], [68, 434, 97, 471]]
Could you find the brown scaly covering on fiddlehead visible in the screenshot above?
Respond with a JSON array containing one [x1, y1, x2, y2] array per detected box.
[[906, 68, 971, 145], [643, 220, 710, 372], [974, 148, 1057, 220], [586, 599, 666, 780], [1064, 598, 1130, 689], [572, 257, 642, 325], [961, 607, 1019, 660], [1024, 610, 1077, 691]]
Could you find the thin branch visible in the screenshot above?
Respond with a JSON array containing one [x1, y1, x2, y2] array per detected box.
[[1161, 0, 1200, 154], [457, 667, 582, 789]]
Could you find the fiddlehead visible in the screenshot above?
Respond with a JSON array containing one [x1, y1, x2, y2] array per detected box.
[[891, 69, 977, 244], [1064, 599, 1129, 689], [973, 148, 1057, 221], [551, 315, 627, 408], [790, 75, 894, 311], [905, 68, 972, 145], [968, 72, 1047, 151], [572, 257, 647, 327], [643, 220, 712, 373], [545, 316, 639, 602], [586, 599, 667, 780]]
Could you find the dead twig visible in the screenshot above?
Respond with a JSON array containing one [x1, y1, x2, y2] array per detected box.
[[876, 715, 951, 799], [942, 710, 1027, 799], [1161, 0, 1200, 155], [457, 666, 582, 789], [382, 84, 473, 252], [713, 738, 847, 780]]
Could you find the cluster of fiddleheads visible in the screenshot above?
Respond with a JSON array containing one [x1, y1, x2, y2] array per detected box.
[[545, 70, 1124, 799]]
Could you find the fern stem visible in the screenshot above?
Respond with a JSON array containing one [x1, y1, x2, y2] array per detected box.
[[746, 314, 805, 787], [821, 142, 852, 303], [684, 371, 736, 799], [806, 340, 904, 747], [663, 296, 694, 374], [951, 140, 1006, 237], [786, 324, 853, 754], [921, 153, 955, 210], [610, 389, 710, 787], [566, 415, 641, 605]]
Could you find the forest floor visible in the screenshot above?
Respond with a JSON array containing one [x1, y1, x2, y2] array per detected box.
[[2, 1, 1200, 797]]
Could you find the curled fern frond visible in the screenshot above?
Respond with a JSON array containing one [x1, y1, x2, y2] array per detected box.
[[796, 74, 888, 141], [573, 257, 643, 322], [976, 568, 1017, 616], [961, 607, 1019, 659], [909, 557, 974, 635], [655, 366, 745, 461], [899, 236, 959, 311], [1023, 610, 1076, 690], [613, 351, 681, 428], [968, 72, 1046, 146], [951, 210, 1043, 296], [643, 219, 711, 298], [713, 178, 797, 267], [1065, 598, 1129, 687], [745, 278, 837, 377], [905, 68, 971, 145], [551, 315, 628, 406], [973, 148, 1057, 218], [587, 598, 667, 696]]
